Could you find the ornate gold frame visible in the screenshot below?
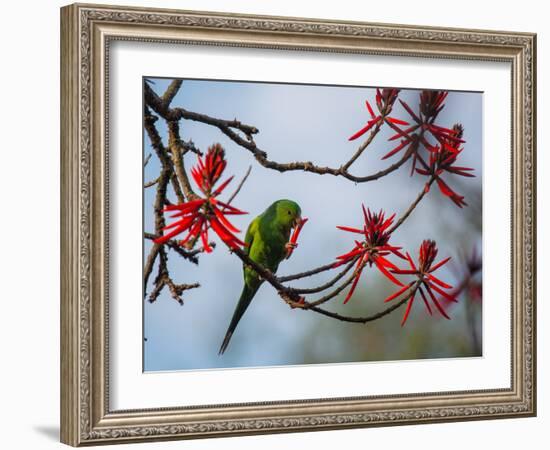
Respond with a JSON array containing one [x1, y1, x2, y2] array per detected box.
[[60, 3, 536, 446]]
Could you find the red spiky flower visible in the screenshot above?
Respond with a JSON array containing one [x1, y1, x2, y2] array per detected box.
[[396, 90, 466, 144], [447, 245, 483, 307], [153, 143, 247, 251], [382, 91, 467, 177], [348, 88, 408, 141], [415, 124, 474, 208], [385, 240, 456, 326], [334, 206, 406, 304]]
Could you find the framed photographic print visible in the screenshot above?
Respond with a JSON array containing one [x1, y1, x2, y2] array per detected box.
[[60, 3, 536, 446]]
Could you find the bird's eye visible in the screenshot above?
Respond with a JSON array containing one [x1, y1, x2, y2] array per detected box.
[[288, 211, 291, 215]]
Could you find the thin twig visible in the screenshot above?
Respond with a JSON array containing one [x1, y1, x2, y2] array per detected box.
[[306, 281, 421, 323], [144, 153, 152, 167], [299, 263, 358, 303], [143, 245, 160, 292], [144, 177, 159, 188], [341, 122, 383, 171], [225, 165, 252, 206], [388, 176, 436, 234], [144, 232, 211, 264], [182, 139, 203, 156], [144, 81, 413, 184], [289, 258, 357, 295], [278, 261, 341, 282]]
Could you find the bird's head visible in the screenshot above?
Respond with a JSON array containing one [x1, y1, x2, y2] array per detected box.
[[274, 199, 302, 230]]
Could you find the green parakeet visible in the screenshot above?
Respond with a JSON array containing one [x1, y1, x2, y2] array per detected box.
[[218, 199, 302, 355]]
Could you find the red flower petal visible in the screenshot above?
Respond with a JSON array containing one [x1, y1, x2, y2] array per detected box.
[[163, 198, 205, 212], [343, 257, 365, 304], [428, 282, 458, 302], [365, 100, 375, 118], [201, 227, 213, 253], [154, 220, 195, 244], [168, 203, 206, 219], [212, 175, 234, 197], [388, 125, 419, 141], [405, 252, 417, 271], [209, 216, 246, 248], [190, 167, 204, 190], [289, 218, 308, 245], [376, 255, 399, 271], [386, 117, 409, 126], [212, 206, 240, 233], [384, 283, 412, 303], [429, 256, 451, 273], [418, 286, 433, 315], [427, 273, 453, 289], [178, 220, 203, 246], [374, 257, 404, 286], [348, 119, 379, 141], [401, 294, 415, 326], [424, 284, 451, 319], [446, 167, 476, 177], [335, 246, 364, 261], [391, 269, 418, 275], [415, 168, 431, 176], [399, 99, 421, 123], [336, 225, 364, 234], [382, 139, 410, 160], [161, 214, 196, 231], [211, 199, 248, 215], [435, 177, 457, 198]]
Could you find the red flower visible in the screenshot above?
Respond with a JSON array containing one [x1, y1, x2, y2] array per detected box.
[[286, 217, 308, 259], [153, 144, 247, 251], [382, 91, 468, 179], [415, 124, 474, 208], [348, 88, 408, 141], [387, 240, 456, 326], [468, 283, 483, 303], [448, 245, 483, 306], [398, 90, 466, 145], [335, 206, 406, 304]]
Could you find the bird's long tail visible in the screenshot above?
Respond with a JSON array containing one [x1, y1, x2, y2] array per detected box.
[[219, 284, 259, 355]]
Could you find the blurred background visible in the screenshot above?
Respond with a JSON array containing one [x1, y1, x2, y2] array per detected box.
[[143, 78, 482, 371]]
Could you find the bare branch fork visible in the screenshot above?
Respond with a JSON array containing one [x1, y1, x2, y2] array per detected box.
[[144, 82, 414, 183], [143, 80, 467, 324]]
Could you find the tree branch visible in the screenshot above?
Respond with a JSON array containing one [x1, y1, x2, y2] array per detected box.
[[144, 232, 212, 265], [144, 81, 414, 184], [341, 122, 383, 171], [167, 120, 197, 200], [388, 176, 436, 234], [143, 82, 472, 328], [289, 258, 357, 295], [278, 261, 342, 282], [161, 79, 183, 106], [306, 281, 420, 323], [143, 96, 203, 303]]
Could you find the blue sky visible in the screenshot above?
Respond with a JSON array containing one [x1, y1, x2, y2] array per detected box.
[[143, 78, 482, 371]]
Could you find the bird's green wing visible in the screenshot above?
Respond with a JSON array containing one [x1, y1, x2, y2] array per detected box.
[[244, 215, 260, 256]]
